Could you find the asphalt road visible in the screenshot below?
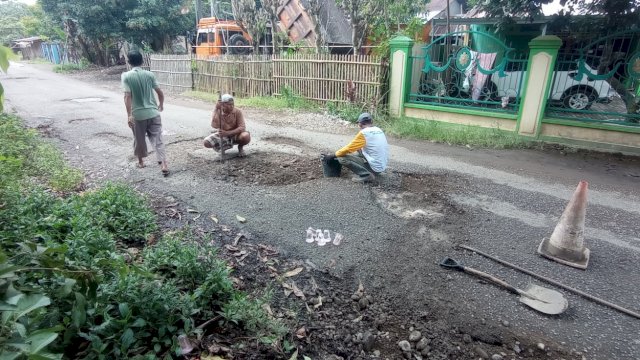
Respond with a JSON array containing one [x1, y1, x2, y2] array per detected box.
[[3, 63, 640, 359]]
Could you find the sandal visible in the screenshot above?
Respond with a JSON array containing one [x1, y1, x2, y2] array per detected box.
[[162, 169, 170, 177]]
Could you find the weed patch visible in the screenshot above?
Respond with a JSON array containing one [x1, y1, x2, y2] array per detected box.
[[382, 116, 536, 149], [72, 182, 157, 244], [221, 291, 287, 344], [0, 113, 83, 193], [53, 59, 91, 73], [326, 102, 367, 123]]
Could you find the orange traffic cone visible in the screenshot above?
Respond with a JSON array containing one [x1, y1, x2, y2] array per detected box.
[[537, 180, 590, 269]]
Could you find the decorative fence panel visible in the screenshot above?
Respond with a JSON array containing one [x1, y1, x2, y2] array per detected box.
[[194, 55, 273, 97], [272, 54, 385, 106], [545, 30, 640, 125], [149, 55, 192, 93], [408, 31, 529, 114]]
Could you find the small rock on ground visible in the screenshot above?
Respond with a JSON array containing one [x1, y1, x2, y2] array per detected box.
[[409, 330, 422, 342], [398, 340, 411, 352]]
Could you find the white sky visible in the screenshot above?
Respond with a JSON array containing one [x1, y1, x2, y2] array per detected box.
[[11, 0, 572, 16], [542, 0, 568, 15]]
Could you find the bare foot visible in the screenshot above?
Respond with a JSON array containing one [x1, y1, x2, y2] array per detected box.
[[137, 162, 145, 168], [237, 148, 246, 157]]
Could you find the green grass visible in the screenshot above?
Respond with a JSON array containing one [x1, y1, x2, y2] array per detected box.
[[0, 113, 84, 193], [381, 116, 537, 149], [52, 59, 91, 73]]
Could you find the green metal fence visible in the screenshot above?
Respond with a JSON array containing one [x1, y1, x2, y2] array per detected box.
[[545, 30, 640, 125], [408, 31, 529, 114]]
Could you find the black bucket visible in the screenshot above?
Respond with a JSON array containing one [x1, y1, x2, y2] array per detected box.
[[321, 156, 342, 177]]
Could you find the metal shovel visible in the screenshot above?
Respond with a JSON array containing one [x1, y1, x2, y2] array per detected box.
[[440, 257, 568, 315]]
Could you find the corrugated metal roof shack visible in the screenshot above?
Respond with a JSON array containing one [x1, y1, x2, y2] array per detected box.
[[10, 36, 44, 60]]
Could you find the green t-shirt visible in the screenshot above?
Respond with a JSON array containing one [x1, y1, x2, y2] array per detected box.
[[121, 67, 160, 121]]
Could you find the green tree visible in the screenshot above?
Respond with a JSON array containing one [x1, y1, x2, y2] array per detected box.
[[39, 0, 193, 65], [20, 4, 65, 41], [124, 0, 194, 52], [40, 0, 127, 65], [231, 0, 269, 53], [336, 0, 427, 53], [0, 0, 30, 46], [478, 0, 640, 29]]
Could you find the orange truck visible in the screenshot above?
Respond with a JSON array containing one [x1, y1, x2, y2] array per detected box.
[[194, 17, 254, 57]]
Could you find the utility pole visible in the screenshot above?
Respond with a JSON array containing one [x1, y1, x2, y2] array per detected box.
[[210, 0, 215, 17]]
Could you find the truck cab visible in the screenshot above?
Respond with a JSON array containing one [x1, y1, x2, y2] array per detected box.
[[194, 17, 252, 57]]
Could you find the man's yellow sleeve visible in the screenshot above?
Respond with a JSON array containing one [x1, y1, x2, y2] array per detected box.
[[335, 132, 365, 157]]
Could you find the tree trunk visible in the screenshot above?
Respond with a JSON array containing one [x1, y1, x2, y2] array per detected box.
[[77, 36, 94, 64]]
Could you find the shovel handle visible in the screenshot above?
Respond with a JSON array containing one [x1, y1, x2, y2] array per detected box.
[[462, 267, 519, 295]]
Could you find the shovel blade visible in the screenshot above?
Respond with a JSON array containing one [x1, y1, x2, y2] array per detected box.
[[519, 284, 568, 315]]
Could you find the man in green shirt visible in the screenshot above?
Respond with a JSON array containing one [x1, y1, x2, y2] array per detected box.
[[122, 50, 169, 176]]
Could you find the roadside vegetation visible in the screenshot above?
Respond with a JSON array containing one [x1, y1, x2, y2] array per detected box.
[[53, 59, 91, 74], [380, 116, 536, 149], [183, 90, 535, 149], [0, 113, 286, 359]]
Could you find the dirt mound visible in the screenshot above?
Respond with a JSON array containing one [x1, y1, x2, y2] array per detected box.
[[186, 150, 325, 186]]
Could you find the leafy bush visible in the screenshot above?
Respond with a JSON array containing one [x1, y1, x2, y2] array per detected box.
[[0, 238, 96, 360], [326, 101, 366, 123], [144, 230, 235, 309], [221, 291, 286, 344], [52, 61, 90, 73], [0, 114, 289, 359], [78, 272, 196, 359], [0, 187, 61, 246], [70, 183, 158, 244], [280, 85, 316, 110], [64, 220, 117, 267], [31, 143, 84, 192]]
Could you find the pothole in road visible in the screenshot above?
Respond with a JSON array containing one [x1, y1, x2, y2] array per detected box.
[[67, 97, 104, 103], [183, 147, 325, 186], [373, 173, 464, 220], [263, 136, 309, 148], [68, 118, 94, 123], [93, 132, 130, 141], [36, 123, 57, 138], [372, 173, 468, 244]]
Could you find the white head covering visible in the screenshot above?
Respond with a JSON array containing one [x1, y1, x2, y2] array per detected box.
[[221, 94, 234, 103]]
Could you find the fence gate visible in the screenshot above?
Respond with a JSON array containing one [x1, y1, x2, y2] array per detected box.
[[408, 30, 529, 114], [545, 30, 640, 125]]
